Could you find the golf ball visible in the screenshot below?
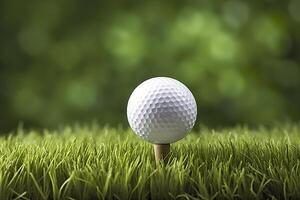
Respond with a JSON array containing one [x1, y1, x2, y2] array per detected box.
[[127, 77, 197, 144]]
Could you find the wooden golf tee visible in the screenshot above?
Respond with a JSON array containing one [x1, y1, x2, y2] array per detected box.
[[154, 144, 170, 163]]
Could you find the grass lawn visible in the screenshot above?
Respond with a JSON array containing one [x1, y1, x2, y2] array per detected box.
[[0, 124, 300, 200]]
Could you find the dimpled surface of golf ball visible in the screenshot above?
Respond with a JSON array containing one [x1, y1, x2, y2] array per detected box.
[[127, 77, 197, 144]]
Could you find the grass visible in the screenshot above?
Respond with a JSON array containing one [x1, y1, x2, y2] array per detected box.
[[0, 124, 300, 200]]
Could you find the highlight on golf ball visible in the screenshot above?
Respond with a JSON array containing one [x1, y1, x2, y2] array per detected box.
[[127, 77, 197, 144]]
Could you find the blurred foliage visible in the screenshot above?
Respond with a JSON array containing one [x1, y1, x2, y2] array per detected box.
[[0, 0, 300, 130]]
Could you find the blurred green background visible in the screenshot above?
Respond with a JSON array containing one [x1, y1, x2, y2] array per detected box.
[[1, 0, 300, 131]]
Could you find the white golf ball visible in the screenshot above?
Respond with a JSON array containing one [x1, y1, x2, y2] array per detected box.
[[127, 77, 197, 144]]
